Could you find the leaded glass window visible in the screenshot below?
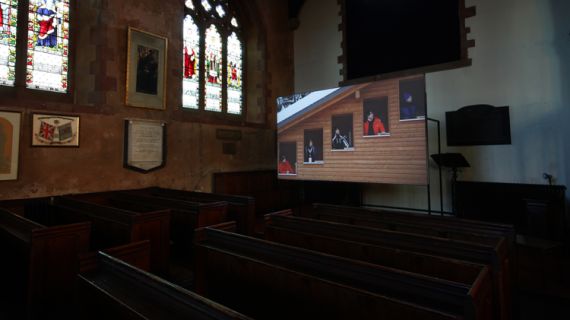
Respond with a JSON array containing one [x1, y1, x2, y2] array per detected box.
[[183, 15, 200, 109], [183, 0, 244, 116], [204, 24, 222, 112], [0, 0, 18, 86], [0, 0, 71, 93], [227, 32, 242, 114], [26, 0, 70, 93]]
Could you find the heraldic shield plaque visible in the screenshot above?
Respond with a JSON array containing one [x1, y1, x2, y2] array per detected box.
[[124, 119, 166, 173], [32, 114, 80, 147]]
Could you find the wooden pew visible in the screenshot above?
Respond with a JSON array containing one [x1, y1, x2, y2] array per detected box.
[[51, 195, 171, 275], [196, 228, 493, 320], [70, 191, 229, 256], [77, 251, 252, 320], [265, 213, 490, 288], [271, 214, 511, 320], [0, 207, 91, 319], [305, 203, 516, 251], [135, 187, 256, 235], [79, 240, 152, 274]]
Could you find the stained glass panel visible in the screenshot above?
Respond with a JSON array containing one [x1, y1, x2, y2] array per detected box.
[[0, 0, 18, 86], [201, 0, 211, 12], [215, 5, 225, 17], [204, 24, 222, 112], [26, 0, 70, 93], [182, 15, 200, 109], [227, 32, 242, 114]]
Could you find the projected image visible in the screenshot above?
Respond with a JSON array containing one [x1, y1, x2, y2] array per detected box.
[[363, 97, 390, 137], [331, 114, 354, 151], [399, 77, 426, 121], [276, 75, 427, 185], [304, 129, 323, 164], [278, 142, 297, 175]]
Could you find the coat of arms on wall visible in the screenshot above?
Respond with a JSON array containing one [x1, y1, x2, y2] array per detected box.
[[32, 114, 80, 147]]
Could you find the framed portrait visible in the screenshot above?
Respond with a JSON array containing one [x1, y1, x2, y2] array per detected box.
[[32, 114, 80, 147], [363, 97, 390, 137], [124, 119, 167, 173], [0, 110, 21, 181], [126, 27, 168, 110]]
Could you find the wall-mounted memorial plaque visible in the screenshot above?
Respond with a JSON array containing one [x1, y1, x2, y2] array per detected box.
[[124, 119, 166, 173]]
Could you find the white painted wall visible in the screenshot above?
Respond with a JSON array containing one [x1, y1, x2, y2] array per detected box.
[[294, 0, 570, 211]]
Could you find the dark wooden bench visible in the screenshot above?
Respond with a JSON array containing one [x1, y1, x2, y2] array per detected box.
[[135, 187, 255, 235], [72, 191, 229, 256], [79, 240, 152, 274], [271, 213, 511, 320], [266, 213, 489, 287], [196, 228, 493, 320], [304, 203, 516, 252], [0, 207, 91, 319], [77, 251, 252, 320], [51, 195, 171, 275]]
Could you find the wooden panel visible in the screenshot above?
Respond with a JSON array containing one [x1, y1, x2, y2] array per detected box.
[[278, 76, 427, 185]]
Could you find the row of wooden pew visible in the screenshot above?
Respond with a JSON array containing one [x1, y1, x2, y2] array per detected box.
[[0, 188, 516, 319], [193, 204, 515, 320], [0, 188, 258, 319]]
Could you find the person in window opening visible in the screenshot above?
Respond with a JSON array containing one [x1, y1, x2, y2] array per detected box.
[[400, 92, 418, 120], [363, 111, 386, 136], [0, 3, 4, 30], [306, 139, 317, 163], [332, 128, 350, 150], [278, 155, 294, 174], [36, 0, 59, 48]]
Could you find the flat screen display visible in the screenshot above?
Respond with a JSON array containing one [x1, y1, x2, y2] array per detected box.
[[277, 75, 428, 185]]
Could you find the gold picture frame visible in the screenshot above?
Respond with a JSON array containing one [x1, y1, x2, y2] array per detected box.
[[31, 113, 80, 147], [126, 27, 168, 110], [0, 110, 21, 181]]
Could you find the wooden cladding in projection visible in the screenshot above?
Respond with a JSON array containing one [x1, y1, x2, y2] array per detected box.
[[277, 76, 427, 185]]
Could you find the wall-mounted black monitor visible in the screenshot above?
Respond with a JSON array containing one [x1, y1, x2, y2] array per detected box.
[[342, 0, 469, 85], [446, 105, 511, 146]]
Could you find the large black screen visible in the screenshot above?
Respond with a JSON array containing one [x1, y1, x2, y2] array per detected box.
[[345, 0, 462, 82]]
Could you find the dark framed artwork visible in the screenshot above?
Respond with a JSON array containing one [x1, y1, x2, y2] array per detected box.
[[363, 97, 390, 137], [124, 119, 167, 173], [126, 27, 168, 110], [0, 110, 21, 181]]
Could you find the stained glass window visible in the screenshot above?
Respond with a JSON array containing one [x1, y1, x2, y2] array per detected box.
[[183, 0, 244, 116], [26, 0, 70, 93], [227, 32, 242, 114], [204, 24, 222, 112], [182, 15, 200, 109], [0, 0, 18, 86]]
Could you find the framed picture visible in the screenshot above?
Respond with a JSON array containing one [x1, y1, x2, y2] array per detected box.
[[126, 27, 168, 110], [32, 114, 80, 147], [0, 110, 21, 181], [124, 119, 167, 173]]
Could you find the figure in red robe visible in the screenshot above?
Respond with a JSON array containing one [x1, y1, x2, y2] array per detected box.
[[36, 0, 58, 48], [184, 47, 196, 78]]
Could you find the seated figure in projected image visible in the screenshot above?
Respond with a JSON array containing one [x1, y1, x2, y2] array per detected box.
[[332, 128, 350, 150], [278, 155, 295, 174], [363, 111, 386, 136]]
